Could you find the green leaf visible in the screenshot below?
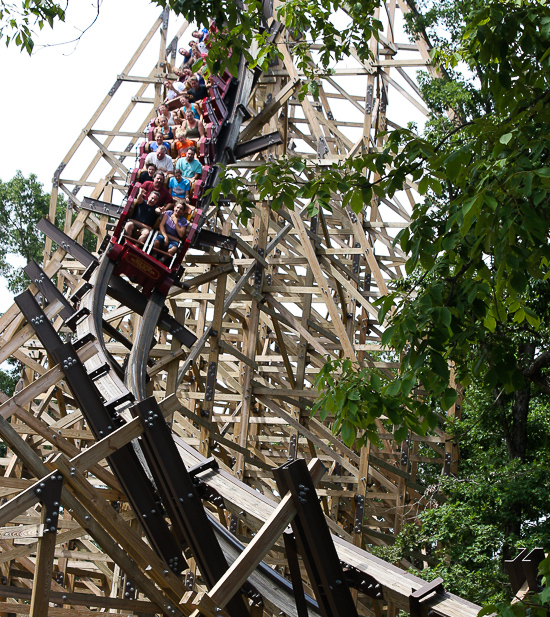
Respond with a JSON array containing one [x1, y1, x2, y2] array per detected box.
[[441, 387, 458, 410], [498, 69, 511, 89], [370, 373, 382, 390], [431, 353, 449, 380], [290, 160, 306, 173], [381, 325, 395, 346], [385, 379, 401, 396], [499, 133, 513, 145], [478, 605, 499, 617], [350, 190, 364, 213], [340, 422, 356, 447], [220, 178, 232, 194], [441, 307, 452, 327], [394, 425, 409, 443], [418, 176, 429, 195]]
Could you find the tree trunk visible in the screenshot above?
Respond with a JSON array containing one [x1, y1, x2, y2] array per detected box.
[[506, 342, 535, 462]]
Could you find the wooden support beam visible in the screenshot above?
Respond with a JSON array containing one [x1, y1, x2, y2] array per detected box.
[[201, 459, 325, 610]]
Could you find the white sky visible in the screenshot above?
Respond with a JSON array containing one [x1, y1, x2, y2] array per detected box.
[[0, 0, 171, 310], [0, 0, 165, 187], [0, 1, 426, 311]]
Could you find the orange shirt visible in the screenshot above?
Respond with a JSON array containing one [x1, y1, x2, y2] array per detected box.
[[175, 138, 195, 155]]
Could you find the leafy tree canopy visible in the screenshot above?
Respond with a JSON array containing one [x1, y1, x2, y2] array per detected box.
[[207, 0, 550, 602], [209, 0, 550, 448], [0, 0, 65, 53], [0, 171, 64, 293]]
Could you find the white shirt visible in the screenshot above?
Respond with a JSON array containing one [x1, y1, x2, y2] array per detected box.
[[165, 81, 186, 101], [145, 151, 174, 173]]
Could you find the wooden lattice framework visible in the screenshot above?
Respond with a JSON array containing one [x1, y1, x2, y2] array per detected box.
[[0, 4, 469, 616]]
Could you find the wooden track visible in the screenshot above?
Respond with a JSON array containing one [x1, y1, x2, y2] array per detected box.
[[0, 4, 468, 616]]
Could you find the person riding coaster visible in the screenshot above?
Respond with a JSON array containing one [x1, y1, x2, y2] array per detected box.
[[124, 190, 163, 244], [153, 202, 189, 258]]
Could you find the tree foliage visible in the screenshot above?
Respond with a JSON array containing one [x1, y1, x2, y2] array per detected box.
[[0, 0, 65, 53], [211, 0, 550, 449], [152, 0, 382, 79], [208, 0, 550, 602], [0, 171, 64, 292], [369, 379, 550, 603]]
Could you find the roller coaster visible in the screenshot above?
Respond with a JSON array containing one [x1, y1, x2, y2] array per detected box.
[[0, 4, 513, 617]]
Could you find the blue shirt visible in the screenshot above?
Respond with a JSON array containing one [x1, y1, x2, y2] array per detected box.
[[176, 158, 202, 179], [150, 141, 171, 152], [169, 176, 191, 197], [182, 104, 201, 120]]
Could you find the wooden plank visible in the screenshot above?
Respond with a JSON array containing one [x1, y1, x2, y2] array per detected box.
[[289, 209, 356, 358], [71, 393, 180, 472], [0, 525, 42, 540], [218, 340, 258, 369], [0, 528, 86, 567], [29, 500, 58, 616], [240, 77, 300, 142], [0, 585, 158, 612], [0, 299, 64, 366], [256, 395, 359, 478], [204, 459, 325, 608], [0, 415, 187, 616]]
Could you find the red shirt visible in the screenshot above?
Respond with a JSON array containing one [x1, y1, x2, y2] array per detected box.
[[140, 181, 172, 208]]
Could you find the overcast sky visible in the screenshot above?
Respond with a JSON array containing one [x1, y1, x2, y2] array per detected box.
[[0, 0, 181, 310], [0, 0, 169, 187], [0, 2, 424, 311]]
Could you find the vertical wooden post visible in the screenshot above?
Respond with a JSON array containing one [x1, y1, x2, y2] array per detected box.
[[235, 203, 270, 479], [30, 479, 63, 617]]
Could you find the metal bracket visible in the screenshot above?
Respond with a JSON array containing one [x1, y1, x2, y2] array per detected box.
[[123, 577, 136, 600], [233, 131, 283, 159], [192, 228, 238, 252], [310, 215, 318, 235], [288, 434, 297, 460], [81, 197, 124, 219], [104, 392, 135, 415], [443, 451, 452, 475], [34, 473, 64, 535], [352, 252, 360, 275], [108, 79, 122, 97], [166, 35, 178, 60], [82, 260, 100, 281], [341, 561, 383, 599], [353, 494, 364, 534], [52, 162, 66, 188], [366, 84, 374, 115], [401, 433, 410, 467], [24, 261, 74, 321], [70, 282, 93, 305], [64, 307, 91, 332], [188, 458, 219, 480], [72, 332, 95, 351], [193, 478, 226, 510], [161, 6, 169, 29], [242, 580, 264, 607], [87, 363, 111, 381], [317, 136, 329, 159], [205, 361, 217, 401], [409, 577, 444, 617], [37, 218, 97, 268]]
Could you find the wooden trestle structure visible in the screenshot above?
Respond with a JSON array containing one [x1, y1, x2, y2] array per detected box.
[[0, 3, 471, 616]]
